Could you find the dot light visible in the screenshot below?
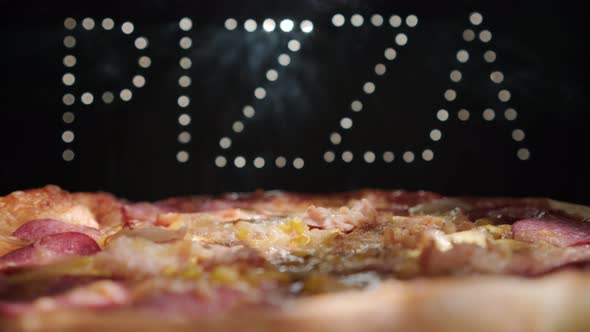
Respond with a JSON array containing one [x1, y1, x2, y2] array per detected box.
[[244, 19, 257, 32], [363, 82, 376, 94], [232, 121, 244, 133], [458, 109, 470, 121], [403, 151, 415, 163], [64, 36, 76, 48], [340, 117, 353, 129], [288, 40, 301, 52], [293, 158, 304, 169], [490, 71, 504, 83], [178, 131, 191, 143], [266, 69, 279, 81], [234, 156, 246, 168], [215, 156, 227, 167], [102, 18, 114, 30], [121, 22, 134, 34], [179, 37, 192, 49], [62, 112, 75, 124], [64, 18, 76, 30], [384, 48, 397, 60], [243, 106, 255, 118], [498, 89, 511, 102], [482, 108, 496, 121], [512, 129, 525, 141], [63, 55, 76, 67], [178, 114, 191, 126], [437, 109, 449, 121], [134, 37, 148, 50], [133, 75, 146, 88], [102, 91, 114, 104], [323, 151, 335, 163], [406, 15, 418, 27], [62, 73, 75, 86], [62, 149, 75, 162], [374, 63, 386, 76], [176, 151, 189, 163], [342, 151, 353, 163], [61, 130, 75, 143], [254, 87, 266, 99], [330, 132, 342, 145], [395, 33, 408, 46], [139, 56, 151, 68], [364, 151, 376, 163], [484, 50, 496, 63], [278, 54, 291, 66], [450, 70, 462, 82], [263, 19, 276, 32], [300, 20, 314, 33], [370, 14, 383, 27], [332, 14, 345, 27], [62, 94, 75, 106], [517, 148, 530, 160], [422, 149, 434, 161], [120, 89, 133, 101], [463, 29, 476, 42], [430, 129, 442, 141], [383, 151, 394, 163], [275, 156, 287, 168], [389, 15, 402, 27], [504, 108, 518, 121], [479, 30, 492, 43], [350, 14, 364, 27], [470, 12, 483, 26], [179, 17, 193, 31], [351, 100, 363, 112], [178, 75, 191, 87], [254, 157, 266, 168], [280, 19, 294, 32], [81, 92, 94, 105], [82, 18, 95, 30], [225, 18, 238, 30], [219, 137, 231, 149], [457, 50, 470, 63]]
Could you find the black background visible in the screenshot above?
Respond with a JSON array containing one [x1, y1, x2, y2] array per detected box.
[[0, 1, 588, 203]]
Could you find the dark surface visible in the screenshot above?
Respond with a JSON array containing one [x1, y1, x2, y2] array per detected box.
[[0, 1, 588, 203]]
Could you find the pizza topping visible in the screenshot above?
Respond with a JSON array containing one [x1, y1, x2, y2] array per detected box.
[[12, 219, 101, 242], [0, 232, 101, 271], [122, 202, 169, 226], [0, 234, 27, 257], [303, 199, 378, 231], [513, 218, 590, 247], [409, 198, 471, 215], [0, 186, 100, 236]]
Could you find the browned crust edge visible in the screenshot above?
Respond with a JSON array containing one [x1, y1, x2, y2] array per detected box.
[[2, 270, 590, 332]]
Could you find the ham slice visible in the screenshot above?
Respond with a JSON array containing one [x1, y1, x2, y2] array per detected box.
[[0, 232, 100, 271], [513, 219, 590, 247], [304, 199, 378, 232], [12, 219, 101, 242]]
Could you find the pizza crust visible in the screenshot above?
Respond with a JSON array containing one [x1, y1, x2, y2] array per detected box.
[[2, 270, 590, 332], [549, 199, 590, 221]]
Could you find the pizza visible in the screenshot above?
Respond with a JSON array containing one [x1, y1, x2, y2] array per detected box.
[[1, 185, 589, 331]]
